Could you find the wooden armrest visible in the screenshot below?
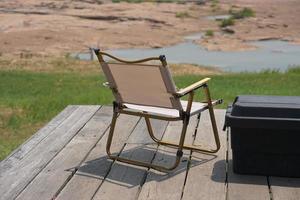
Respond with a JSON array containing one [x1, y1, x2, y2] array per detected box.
[[176, 77, 211, 97]]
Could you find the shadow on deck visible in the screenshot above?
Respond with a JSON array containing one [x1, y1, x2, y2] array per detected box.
[[0, 105, 299, 200]]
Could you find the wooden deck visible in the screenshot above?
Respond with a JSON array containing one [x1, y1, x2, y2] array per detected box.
[[1, 105, 300, 200]]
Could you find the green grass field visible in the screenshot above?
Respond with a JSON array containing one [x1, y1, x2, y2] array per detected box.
[[1, 67, 300, 160]]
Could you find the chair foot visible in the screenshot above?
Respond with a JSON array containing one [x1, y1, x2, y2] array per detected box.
[[107, 152, 182, 172], [106, 111, 183, 172], [151, 140, 219, 154], [145, 112, 220, 154]]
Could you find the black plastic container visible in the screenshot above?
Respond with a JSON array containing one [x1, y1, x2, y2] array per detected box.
[[225, 95, 300, 177]]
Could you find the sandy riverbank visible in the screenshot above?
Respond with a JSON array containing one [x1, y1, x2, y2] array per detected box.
[[0, 0, 299, 57]]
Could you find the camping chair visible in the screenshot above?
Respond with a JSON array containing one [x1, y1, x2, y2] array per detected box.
[[94, 48, 222, 172]]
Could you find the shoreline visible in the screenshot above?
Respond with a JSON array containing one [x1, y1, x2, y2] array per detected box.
[[1, 0, 300, 56]]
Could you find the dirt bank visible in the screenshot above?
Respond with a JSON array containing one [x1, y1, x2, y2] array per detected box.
[[200, 0, 300, 51], [0, 0, 219, 56], [0, 0, 299, 56]]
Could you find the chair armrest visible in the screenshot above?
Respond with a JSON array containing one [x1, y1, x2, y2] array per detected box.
[[175, 78, 211, 97]]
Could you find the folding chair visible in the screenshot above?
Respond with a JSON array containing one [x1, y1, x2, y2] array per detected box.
[[94, 49, 222, 172]]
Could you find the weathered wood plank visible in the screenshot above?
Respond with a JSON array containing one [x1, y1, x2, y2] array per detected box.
[[0, 105, 100, 200], [269, 177, 300, 200], [227, 125, 270, 200], [182, 110, 227, 200], [56, 114, 140, 200], [0, 105, 77, 174], [15, 106, 113, 200], [137, 115, 199, 200], [92, 118, 168, 200]]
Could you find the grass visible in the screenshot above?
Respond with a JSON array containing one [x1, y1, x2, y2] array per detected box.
[[174, 68, 300, 107], [229, 7, 255, 19], [0, 70, 112, 160], [0, 58, 300, 160], [220, 17, 235, 27]]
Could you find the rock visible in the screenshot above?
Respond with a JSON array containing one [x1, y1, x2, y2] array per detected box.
[[257, 24, 264, 29], [258, 37, 281, 41], [196, 0, 207, 5], [222, 27, 235, 34], [266, 24, 278, 29], [150, 43, 162, 48]]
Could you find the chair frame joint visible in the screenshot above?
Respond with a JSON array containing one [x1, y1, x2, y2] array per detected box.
[[93, 48, 100, 55], [176, 150, 183, 157], [159, 55, 167, 66], [182, 111, 190, 123], [113, 101, 121, 113]]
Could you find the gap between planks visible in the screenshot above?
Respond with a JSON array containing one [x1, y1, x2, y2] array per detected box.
[[0, 105, 100, 200], [15, 106, 114, 200], [136, 114, 199, 200], [181, 110, 227, 200], [225, 127, 271, 200], [0, 105, 78, 174], [56, 113, 142, 200], [91, 118, 169, 200]]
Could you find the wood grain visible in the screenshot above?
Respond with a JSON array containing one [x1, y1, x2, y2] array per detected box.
[[137, 115, 199, 200], [176, 78, 210, 96], [92, 118, 168, 200], [0, 105, 77, 174], [0, 106, 99, 200], [2, 108, 300, 200], [15, 106, 113, 200], [56, 113, 140, 200], [182, 110, 227, 200]]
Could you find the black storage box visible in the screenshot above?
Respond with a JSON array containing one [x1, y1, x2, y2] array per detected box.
[[225, 95, 300, 177]]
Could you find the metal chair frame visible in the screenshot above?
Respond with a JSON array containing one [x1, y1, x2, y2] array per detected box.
[[94, 49, 221, 172]]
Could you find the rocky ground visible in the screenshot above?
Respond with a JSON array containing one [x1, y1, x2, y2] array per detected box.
[[200, 0, 300, 51], [0, 0, 299, 57]]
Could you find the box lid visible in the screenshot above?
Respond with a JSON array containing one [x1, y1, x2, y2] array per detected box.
[[225, 95, 300, 129], [231, 95, 300, 118]]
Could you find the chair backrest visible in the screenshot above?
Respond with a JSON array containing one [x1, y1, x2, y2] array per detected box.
[[95, 51, 182, 111]]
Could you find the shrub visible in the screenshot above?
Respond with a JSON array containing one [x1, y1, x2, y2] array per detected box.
[[220, 17, 235, 27], [205, 30, 214, 37], [230, 7, 255, 19], [210, 0, 219, 7], [175, 11, 191, 18]]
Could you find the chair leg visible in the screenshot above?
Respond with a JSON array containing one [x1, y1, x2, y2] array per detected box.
[[106, 111, 188, 172], [145, 110, 220, 154], [203, 84, 221, 152]]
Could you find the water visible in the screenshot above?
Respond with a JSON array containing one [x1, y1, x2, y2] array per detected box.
[[106, 40, 300, 72], [205, 15, 231, 21], [72, 38, 300, 72], [183, 33, 203, 41]]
